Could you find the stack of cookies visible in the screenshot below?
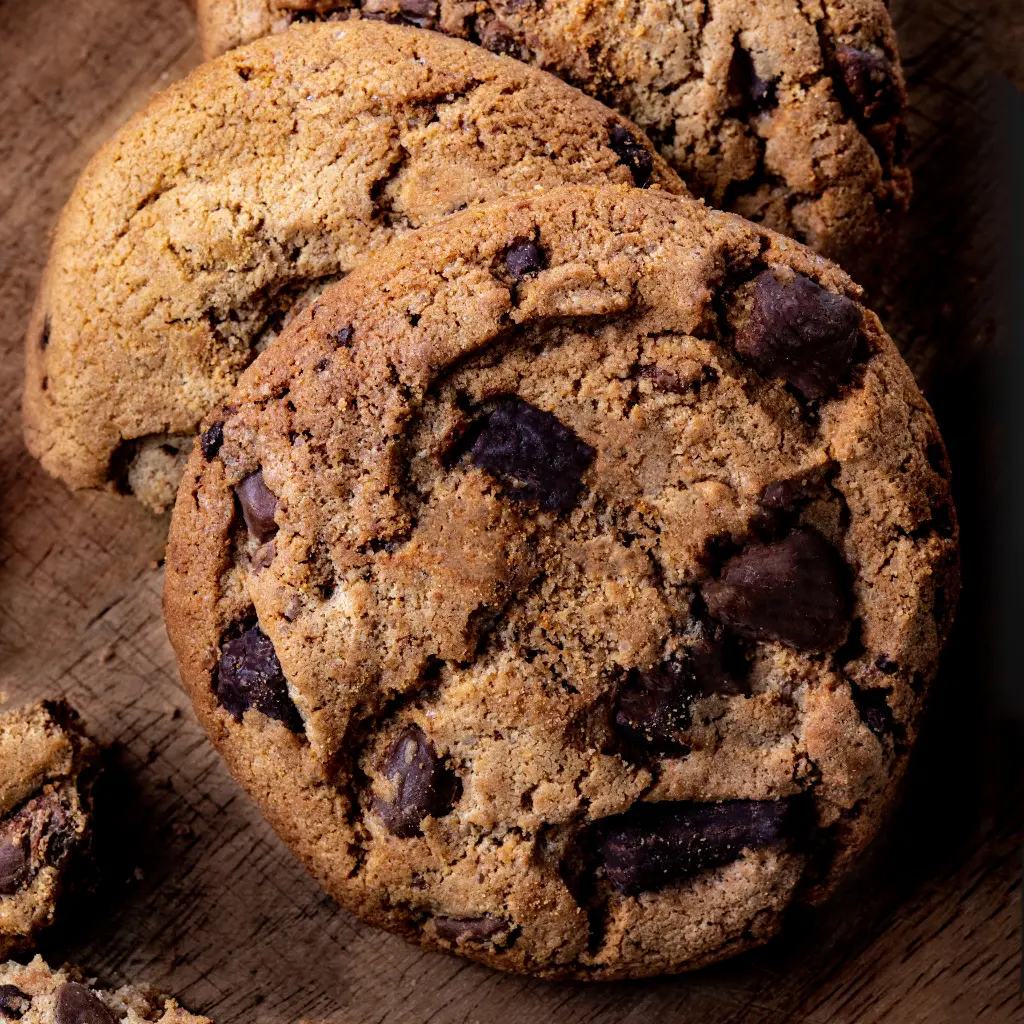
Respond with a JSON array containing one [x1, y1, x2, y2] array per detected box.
[[14, 0, 958, 988]]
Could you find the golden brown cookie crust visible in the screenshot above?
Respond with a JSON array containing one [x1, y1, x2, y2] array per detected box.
[[164, 186, 958, 980], [196, 0, 911, 280], [23, 21, 682, 509]]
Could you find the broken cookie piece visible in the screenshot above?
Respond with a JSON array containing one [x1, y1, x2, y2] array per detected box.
[[0, 702, 98, 958]]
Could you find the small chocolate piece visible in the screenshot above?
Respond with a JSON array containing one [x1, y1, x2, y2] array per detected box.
[[608, 125, 653, 188], [236, 469, 279, 542], [331, 325, 354, 348], [615, 661, 694, 755], [728, 47, 776, 110], [690, 627, 748, 697], [759, 479, 800, 512], [40, 316, 51, 350], [478, 19, 519, 56], [0, 986, 31, 1021], [835, 46, 900, 123], [600, 799, 794, 896], [215, 625, 304, 731], [702, 528, 851, 652], [434, 914, 509, 943], [200, 421, 224, 461], [851, 685, 893, 739], [54, 984, 116, 1024], [875, 655, 899, 675], [397, 0, 437, 26], [503, 240, 546, 282], [469, 398, 595, 511], [0, 836, 29, 895], [734, 271, 862, 400], [372, 725, 459, 837]]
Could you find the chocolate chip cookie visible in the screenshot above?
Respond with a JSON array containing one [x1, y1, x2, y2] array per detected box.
[[163, 186, 958, 979], [196, 0, 910, 282], [22, 21, 681, 513], [0, 957, 211, 1024], [0, 702, 98, 959]]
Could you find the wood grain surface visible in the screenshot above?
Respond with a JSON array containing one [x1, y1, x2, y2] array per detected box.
[[0, 0, 1021, 1021]]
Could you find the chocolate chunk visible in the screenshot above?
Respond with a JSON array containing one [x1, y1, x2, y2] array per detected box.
[[372, 725, 459, 837], [600, 799, 794, 896], [690, 627, 748, 697], [236, 469, 279, 542], [735, 271, 862, 400], [0, 835, 29, 895], [615, 662, 694, 755], [836, 46, 900, 123], [200, 422, 224, 461], [215, 625, 304, 732], [608, 125, 654, 188], [478, 19, 519, 56], [40, 316, 51, 350], [503, 240, 546, 282], [0, 987, 31, 1021], [759, 479, 800, 512], [851, 685, 893, 739], [702, 528, 851, 652], [728, 47, 776, 110], [434, 914, 509, 943], [397, 0, 437, 26], [331, 325, 354, 348], [54, 984, 116, 1024], [470, 398, 595, 511]]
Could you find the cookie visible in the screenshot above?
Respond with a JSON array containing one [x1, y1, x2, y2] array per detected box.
[[163, 185, 959, 979], [0, 702, 98, 959], [196, 0, 910, 282], [0, 957, 211, 1024], [22, 21, 682, 513]]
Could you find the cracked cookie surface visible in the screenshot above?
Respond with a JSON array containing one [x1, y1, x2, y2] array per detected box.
[[22, 21, 681, 511], [163, 186, 958, 980], [197, 0, 910, 283], [0, 956, 211, 1024], [0, 702, 98, 959]]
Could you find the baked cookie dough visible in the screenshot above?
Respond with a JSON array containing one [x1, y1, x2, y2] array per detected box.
[[163, 186, 958, 979], [196, 0, 910, 281], [23, 21, 682, 512], [0, 957, 210, 1024], [0, 702, 98, 959]]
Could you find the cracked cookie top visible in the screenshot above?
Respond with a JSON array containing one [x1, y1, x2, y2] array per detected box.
[[22, 20, 681, 512], [197, 0, 911, 282], [163, 186, 958, 980], [0, 702, 98, 959]]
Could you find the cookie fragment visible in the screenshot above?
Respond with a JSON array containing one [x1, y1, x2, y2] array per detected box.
[[734, 271, 862, 400], [600, 800, 795, 896], [702, 528, 851, 652], [371, 726, 460, 837], [214, 626, 303, 731], [469, 398, 595, 511]]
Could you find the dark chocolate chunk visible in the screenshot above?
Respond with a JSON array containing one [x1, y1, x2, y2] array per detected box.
[[397, 0, 437, 25], [690, 627, 748, 697], [215, 625, 304, 732], [0, 835, 29, 895], [701, 528, 851, 652], [728, 47, 776, 110], [615, 661, 694, 754], [608, 125, 654, 188], [759, 479, 800, 512], [469, 398, 595, 511], [835, 46, 900, 123], [0, 987, 31, 1021], [503, 240, 546, 282], [331, 325, 354, 348], [54, 984, 116, 1024], [236, 469, 279, 542], [372, 725, 459, 837], [40, 316, 51, 350], [434, 914, 509, 943], [200, 421, 224, 461], [851, 685, 893, 739], [600, 799, 794, 896], [735, 271, 862, 400], [478, 19, 519, 56]]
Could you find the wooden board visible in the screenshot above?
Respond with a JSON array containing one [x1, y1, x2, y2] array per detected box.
[[0, 0, 1021, 1020]]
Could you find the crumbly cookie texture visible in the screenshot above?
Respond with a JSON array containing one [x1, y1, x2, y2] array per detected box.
[[0, 957, 211, 1024], [0, 703, 98, 959], [22, 21, 682, 512], [163, 186, 958, 980], [196, 0, 910, 282]]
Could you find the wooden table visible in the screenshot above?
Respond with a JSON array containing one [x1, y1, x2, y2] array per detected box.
[[0, 0, 1021, 1020]]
